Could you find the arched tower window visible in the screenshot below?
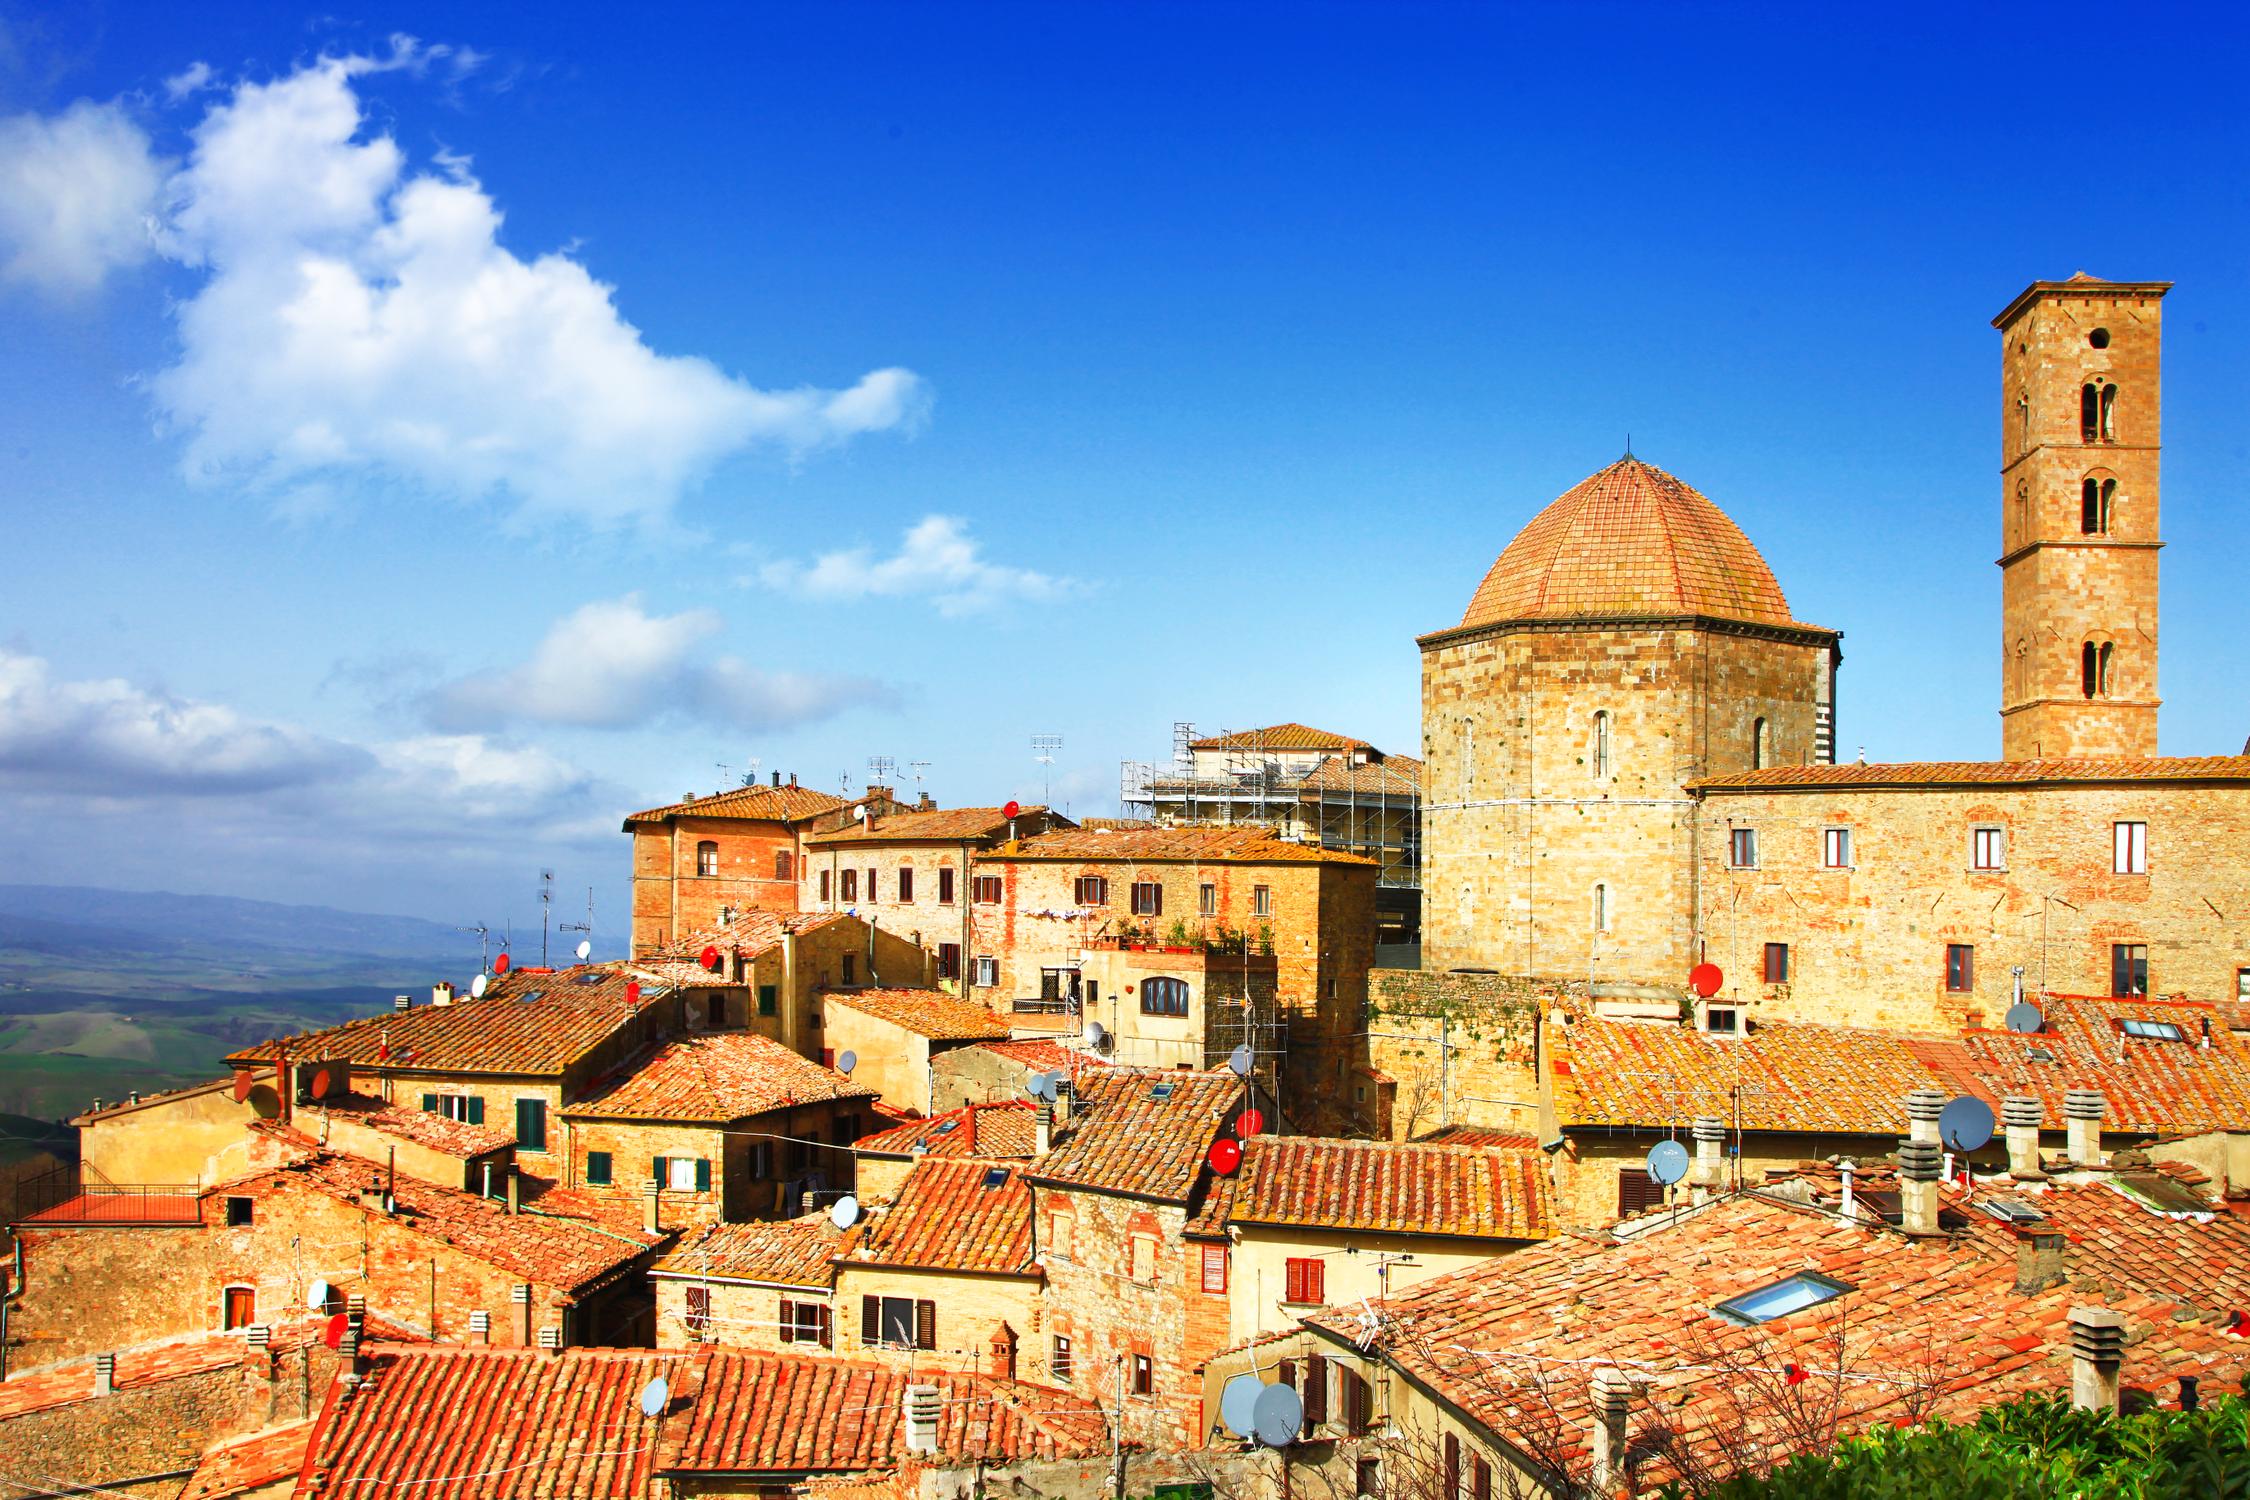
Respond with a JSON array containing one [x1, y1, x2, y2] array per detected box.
[[2081, 384, 2100, 443], [2082, 641, 2115, 699], [1752, 718, 1770, 770], [1593, 882, 1609, 934], [1591, 711, 1611, 778], [2100, 383, 2118, 441], [2099, 641, 2114, 695]]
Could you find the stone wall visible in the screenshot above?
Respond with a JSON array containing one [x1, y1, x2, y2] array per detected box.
[[652, 1275, 834, 1353], [631, 814, 807, 954], [801, 839, 981, 962], [79, 1079, 262, 1188], [1362, 971, 1567, 1139], [830, 1264, 1042, 1373]]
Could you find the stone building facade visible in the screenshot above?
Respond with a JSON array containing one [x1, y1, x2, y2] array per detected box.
[[625, 779, 855, 952]]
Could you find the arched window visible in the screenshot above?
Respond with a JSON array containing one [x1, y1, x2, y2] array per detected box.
[[1752, 718, 1770, 770], [696, 841, 719, 877], [2098, 641, 2114, 695], [1139, 977, 1190, 1017], [2013, 637, 2028, 700], [2082, 641, 2114, 699], [1591, 711, 1611, 778], [1593, 883, 1608, 934], [2081, 383, 2100, 443], [2099, 383, 2117, 441], [774, 850, 794, 882]]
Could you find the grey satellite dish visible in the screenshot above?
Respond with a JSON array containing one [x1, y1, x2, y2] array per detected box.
[[836, 1050, 858, 1076], [638, 1376, 670, 1418], [307, 1278, 331, 1312], [469, 973, 489, 999], [1086, 1021, 1107, 1046], [1228, 1044, 1254, 1078], [830, 1194, 862, 1230], [1032, 1071, 1060, 1101], [1940, 1097, 1996, 1152], [2005, 1001, 2045, 1035], [1646, 1139, 1689, 1185], [1251, 1382, 1303, 1448], [1219, 1373, 1264, 1438], [576, 939, 592, 961]]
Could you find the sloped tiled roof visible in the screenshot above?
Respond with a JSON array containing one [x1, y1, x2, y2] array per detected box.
[[1000, 826, 1376, 866], [307, 1093, 516, 1157], [962, 1038, 1109, 1075], [1028, 1069, 1243, 1203], [179, 1422, 314, 1500], [1412, 1124, 1540, 1150], [1298, 752, 1423, 797], [565, 1032, 876, 1124], [653, 1215, 844, 1291], [844, 1157, 1037, 1275], [1219, 1137, 1553, 1241], [806, 805, 1069, 846], [1189, 724, 1374, 753], [624, 783, 848, 828], [1956, 994, 2250, 1135], [1308, 1182, 2249, 1489], [853, 1101, 1038, 1160], [635, 913, 846, 985], [228, 971, 655, 1078], [824, 988, 1013, 1041], [1452, 457, 1809, 634], [1692, 755, 2250, 791], [0, 1313, 418, 1421]]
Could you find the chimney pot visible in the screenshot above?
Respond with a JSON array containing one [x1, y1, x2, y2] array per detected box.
[[506, 1166, 521, 1215], [904, 1384, 942, 1454], [772, 770, 781, 787], [433, 982, 454, 1008], [93, 1352, 116, 1398], [470, 1309, 491, 1341], [990, 1321, 1019, 1381], [394, 995, 411, 1011], [1905, 1087, 1946, 1143], [1896, 1139, 1944, 1236], [2002, 1094, 2046, 1179], [538, 1326, 562, 1353], [645, 1178, 662, 1234], [2068, 1305, 2126, 1413], [1034, 1100, 1054, 1156], [1588, 1368, 1632, 1491], [2013, 1228, 2068, 1294], [2065, 1089, 2106, 1166]]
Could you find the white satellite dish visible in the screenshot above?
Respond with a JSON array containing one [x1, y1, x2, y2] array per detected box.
[[1219, 1373, 1264, 1438], [854, 804, 869, 821], [1251, 1382, 1303, 1448], [1227, 1045, 1254, 1078], [830, 1194, 862, 1230], [836, 1050, 858, 1076], [638, 1376, 670, 1418], [307, 1279, 331, 1312], [469, 973, 489, 999], [1086, 1021, 1107, 1046], [576, 940, 592, 961]]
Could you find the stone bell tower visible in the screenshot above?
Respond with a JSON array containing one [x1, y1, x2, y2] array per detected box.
[[1995, 273, 2168, 760]]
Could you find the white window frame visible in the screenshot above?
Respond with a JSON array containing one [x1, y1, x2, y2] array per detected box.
[[973, 954, 999, 988], [1822, 827, 1852, 869], [1971, 826, 2005, 872], [2113, 821, 2148, 875], [667, 1157, 700, 1192], [1729, 828, 1758, 869]]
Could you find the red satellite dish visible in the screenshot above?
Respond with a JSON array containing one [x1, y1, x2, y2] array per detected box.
[[231, 1068, 254, 1104], [1784, 1362, 1809, 1386], [1237, 1108, 1265, 1138], [625, 980, 642, 1005], [322, 1312, 349, 1350], [493, 953, 512, 975], [1002, 800, 1021, 819], [1208, 1138, 1243, 1175], [1688, 963, 1724, 998], [699, 945, 722, 971], [309, 1066, 335, 1100]]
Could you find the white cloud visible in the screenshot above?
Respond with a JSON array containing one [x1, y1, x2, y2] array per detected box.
[[0, 100, 164, 293], [163, 61, 214, 103], [758, 514, 1079, 617], [425, 594, 894, 732]]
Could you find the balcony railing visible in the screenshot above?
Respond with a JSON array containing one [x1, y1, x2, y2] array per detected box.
[[8, 1164, 203, 1226]]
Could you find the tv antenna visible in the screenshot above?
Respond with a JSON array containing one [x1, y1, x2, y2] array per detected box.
[[537, 869, 555, 967], [868, 755, 897, 787], [560, 886, 593, 963], [909, 760, 931, 798], [456, 922, 492, 972], [1031, 733, 1063, 806], [742, 756, 761, 787]]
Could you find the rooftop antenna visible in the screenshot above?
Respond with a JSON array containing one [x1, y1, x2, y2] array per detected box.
[[538, 869, 554, 968], [1031, 733, 1062, 807], [909, 760, 931, 800], [868, 755, 897, 789], [715, 761, 731, 787], [839, 769, 852, 797], [742, 756, 761, 788], [455, 922, 492, 973], [561, 886, 593, 963]]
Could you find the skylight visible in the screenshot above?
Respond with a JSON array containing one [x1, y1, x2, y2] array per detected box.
[[519, 990, 544, 1004], [2120, 1018, 2185, 1042], [981, 1167, 1009, 1189], [1977, 1196, 2046, 1224], [1149, 1083, 1175, 1102], [1715, 1273, 1852, 1326], [935, 1119, 959, 1134], [576, 972, 607, 986]]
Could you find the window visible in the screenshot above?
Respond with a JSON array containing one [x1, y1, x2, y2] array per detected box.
[[2100, 382, 2117, 441], [1592, 710, 1611, 777], [1357, 1459, 1382, 1499], [1075, 875, 1109, 906], [2239, 966, 2250, 1001], [1471, 1459, 1491, 1500], [1715, 1272, 1851, 1325], [2114, 821, 2147, 874], [2120, 1018, 2185, 1042], [1252, 885, 1272, 917], [685, 1286, 711, 1340], [696, 841, 719, 877], [1132, 1353, 1154, 1397], [1130, 1234, 1157, 1285], [1283, 1257, 1325, 1305], [1752, 717, 1770, 770], [1443, 1435, 1461, 1500], [515, 1098, 548, 1152], [842, 952, 857, 986], [938, 866, 956, 904], [864, 867, 877, 904], [779, 1299, 831, 1347], [1729, 828, 1758, 869], [1200, 1243, 1228, 1293], [1823, 827, 1852, 868], [840, 869, 858, 903], [774, 850, 793, 881], [863, 1296, 936, 1350], [2083, 640, 2115, 698], [224, 1196, 253, 1226], [1618, 1167, 1667, 1216], [1052, 1335, 1073, 1381], [2090, 326, 2111, 349], [1048, 1207, 1074, 1260], [819, 869, 832, 902], [973, 954, 998, 988], [1131, 880, 1163, 916], [2111, 943, 2149, 998], [1762, 943, 1789, 984], [2083, 382, 2109, 442], [1040, 967, 1076, 1002], [2082, 476, 2116, 534], [222, 1285, 255, 1330], [424, 1093, 485, 1125], [758, 983, 777, 1016], [1946, 944, 1975, 993], [1703, 1003, 1740, 1036], [973, 875, 1002, 905], [898, 867, 914, 903], [937, 944, 960, 982], [1141, 977, 1190, 1017], [586, 1151, 612, 1186], [1302, 1354, 1328, 1428], [707, 995, 726, 1028], [1198, 883, 1216, 917], [1593, 883, 1608, 934], [1972, 826, 2005, 871], [658, 1156, 709, 1193]]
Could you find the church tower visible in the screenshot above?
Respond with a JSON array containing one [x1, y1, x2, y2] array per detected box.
[[1995, 274, 2169, 760]]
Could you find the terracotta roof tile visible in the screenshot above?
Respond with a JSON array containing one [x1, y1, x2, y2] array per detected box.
[[624, 783, 848, 828], [843, 1157, 1037, 1275], [180, 1422, 314, 1500], [1957, 993, 2250, 1135], [653, 1215, 844, 1291], [1224, 1137, 1553, 1240], [853, 1101, 1038, 1160], [1188, 724, 1375, 753], [1001, 827, 1375, 866], [1027, 1069, 1243, 1202], [305, 1093, 516, 1158], [1296, 753, 1423, 797], [637, 913, 845, 984], [0, 1314, 418, 1421], [1412, 1125, 1540, 1149], [1693, 755, 2250, 791], [564, 1032, 876, 1124], [963, 1038, 1111, 1074], [806, 805, 1069, 847], [824, 988, 1013, 1041], [1455, 457, 1807, 633]]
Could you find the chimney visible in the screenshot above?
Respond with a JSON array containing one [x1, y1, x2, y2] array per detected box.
[[903, 1383, 942, 1455], [1690, 1116, 1725, 1201], [789, 772, 797, 788], [1896, 1137, 1943, 1237], [469, 1309, 491, 1343], [2068, 1306, 2126, 1413], [1837, 1158, 1856, 1219], [1905, 1087, 1945, 1146], [645, 1178, 662, 1234], [394, 994, 411, 1011], [358, 1186, 390, 1214], [990, 1322, 1019, 1381], [1588, 1367, 1632, 1492], [433, 982, 455, 1007], [482, 1162, 495, 1201], [538, 1326, 563, 1354], [772, 770, 781, 788], [93, 1352, 116, 1398], [2065, 1089, 2106, 1166], [505, 1166, 521, 1215], [1053, 1081, 1073, 1126], [963, 1107, 978, 1154], [340, 1294, 365, 1365], [1035, 1100, 1054, 1156], [2003, 1095, 2046, 1179], [2013, 1227, 2068, 1295]]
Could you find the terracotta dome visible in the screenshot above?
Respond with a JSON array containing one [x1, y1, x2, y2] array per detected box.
[[1458, 457, 1796, 630]]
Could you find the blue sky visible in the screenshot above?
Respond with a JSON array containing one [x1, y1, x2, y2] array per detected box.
[[2, 2, 2246, 934]]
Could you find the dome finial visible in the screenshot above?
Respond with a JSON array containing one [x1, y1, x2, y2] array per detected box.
[[1624, 433, 1633, 460]]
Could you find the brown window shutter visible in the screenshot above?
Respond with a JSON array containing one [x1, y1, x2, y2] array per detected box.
[[1278, 1358, 1297, 1391], [862, 1295, 880, 1344], [1303, 1355, 1328, 1426], [915, 1299, 937, 1351], [778, 1297, 791, 1341], [821, 1303, 834, 1349], [1153, 883, 1163, 916]]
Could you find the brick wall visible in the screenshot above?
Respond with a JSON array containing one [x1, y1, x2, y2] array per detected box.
[[631, 815, 807, 954], [1034, 1190, 1206, 1446]]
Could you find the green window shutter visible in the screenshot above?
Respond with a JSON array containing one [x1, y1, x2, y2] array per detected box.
[[653, 1155, 666, 1188], [586, 1151, 612, 1186], [516, 1098, 546, 1151], [758, 985, 778, 1016], [421, 1093, 438, 1113], [466, 1096, 485, 1125], [695, 1158, 712, 1193]]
